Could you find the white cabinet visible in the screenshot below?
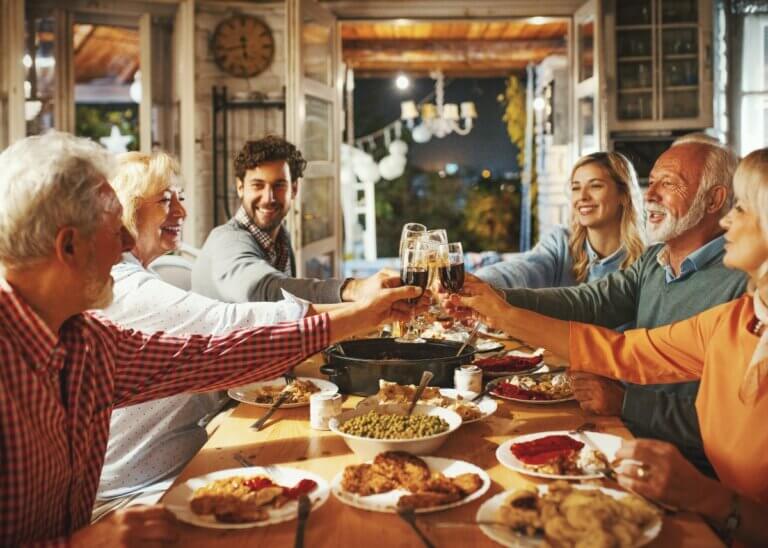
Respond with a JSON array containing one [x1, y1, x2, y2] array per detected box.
[[605, 0, 713, 132]]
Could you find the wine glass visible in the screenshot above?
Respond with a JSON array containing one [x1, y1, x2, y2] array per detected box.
[[395, 243, 430, 343], [399, 223, 427, 256], [438, 242, 465, 294], [417, 229, 449, 329]]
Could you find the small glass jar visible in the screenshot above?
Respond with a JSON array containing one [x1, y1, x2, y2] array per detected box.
[[310, 392, 342, 430], [454, 365, 483, 394]]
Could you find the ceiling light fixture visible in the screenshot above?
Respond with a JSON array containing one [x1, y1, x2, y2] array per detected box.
[[400, 70, 477, 142], [395, 73, 410, 90]]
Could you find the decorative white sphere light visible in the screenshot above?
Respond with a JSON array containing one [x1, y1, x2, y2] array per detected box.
[[411, 123, 432, 144]]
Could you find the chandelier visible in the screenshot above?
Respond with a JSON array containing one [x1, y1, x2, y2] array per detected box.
[[399, 70, 477, 143]]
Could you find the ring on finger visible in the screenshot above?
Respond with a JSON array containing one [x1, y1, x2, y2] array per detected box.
[[636, 465, 650, 480]]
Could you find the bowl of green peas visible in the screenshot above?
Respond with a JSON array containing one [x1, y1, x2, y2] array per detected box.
[[329, 403, 462, 460]]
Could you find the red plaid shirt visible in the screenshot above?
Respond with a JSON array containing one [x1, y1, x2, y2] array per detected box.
[[0, 279, 329, 546]]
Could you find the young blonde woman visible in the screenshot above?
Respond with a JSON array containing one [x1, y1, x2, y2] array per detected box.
[[455, 147, 768, 545], [476, 151, 645, 289]]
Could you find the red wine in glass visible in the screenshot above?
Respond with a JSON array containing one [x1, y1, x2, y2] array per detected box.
[[402, 266, 429, 304], [439, 262, 465, 293]]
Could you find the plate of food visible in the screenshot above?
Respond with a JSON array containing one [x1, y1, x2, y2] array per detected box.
[[332, 451, 490, 514], [164, 466, 330, 529], [357, 380, 497, 424], [496, 430, 621, 480], [474, 350, 544, 377], [228, 377, 338, 408], [489, 372, 574, 404], [476, 481, 662, 547]]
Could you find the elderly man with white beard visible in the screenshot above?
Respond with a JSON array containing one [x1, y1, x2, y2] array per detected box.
[[493, 138, 747, 476]]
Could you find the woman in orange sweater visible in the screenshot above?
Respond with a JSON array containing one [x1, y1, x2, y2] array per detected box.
[[454, 147, 768, 545]]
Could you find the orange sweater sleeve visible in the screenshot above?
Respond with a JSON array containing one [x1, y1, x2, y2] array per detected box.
[[568, 299, 733, 384]]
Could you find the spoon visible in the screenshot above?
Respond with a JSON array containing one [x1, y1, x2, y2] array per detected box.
[[407, 371, 434, 416]]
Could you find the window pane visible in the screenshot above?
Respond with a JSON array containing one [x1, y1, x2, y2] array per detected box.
[[302, 17, 332, 85], [301, 175, 334, 245], [578, 96, 596, 155], [578, 19, 594, 82], [304, 95, 331, 162], [74, 24, 139, 152], [25, 13, 56, 136]]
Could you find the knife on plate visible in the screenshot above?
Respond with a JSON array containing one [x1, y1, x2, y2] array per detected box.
[[250, 391, 291, 430]]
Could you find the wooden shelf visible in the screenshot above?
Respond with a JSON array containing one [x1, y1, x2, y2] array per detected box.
[[618, 87, 653, 93]]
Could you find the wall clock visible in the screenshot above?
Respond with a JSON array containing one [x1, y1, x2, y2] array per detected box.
[[211, 15, 275, 78]]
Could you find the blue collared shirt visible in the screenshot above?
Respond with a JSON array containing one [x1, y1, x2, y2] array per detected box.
[[656, 235, 726, 284]]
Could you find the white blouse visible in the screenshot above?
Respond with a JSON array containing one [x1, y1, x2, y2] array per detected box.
[[96, 253, 308, 499]]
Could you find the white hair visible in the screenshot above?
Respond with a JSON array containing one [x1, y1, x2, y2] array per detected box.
[[0, 131, 117, 268], [671, 134, 740, 213]]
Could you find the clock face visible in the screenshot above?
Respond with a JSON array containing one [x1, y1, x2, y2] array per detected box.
[[212, 15, 275, 78]]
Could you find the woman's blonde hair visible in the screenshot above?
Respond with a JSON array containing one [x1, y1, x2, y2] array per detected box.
[[110, 151, 181, 237], [733, 147, 768, 288], [568, 151, 646, 283]]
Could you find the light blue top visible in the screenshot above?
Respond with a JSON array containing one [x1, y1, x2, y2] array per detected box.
[[659, 235, 726, 284], [475, 226, 628, 290]]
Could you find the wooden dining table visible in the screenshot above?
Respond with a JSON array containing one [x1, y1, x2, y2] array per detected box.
[[162, 347, 724, 547]]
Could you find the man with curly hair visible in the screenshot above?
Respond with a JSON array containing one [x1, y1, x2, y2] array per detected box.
[[193, 136, 393, 303]]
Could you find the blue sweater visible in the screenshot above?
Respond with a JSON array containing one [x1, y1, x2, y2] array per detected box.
[[475, 226, 627, 289]]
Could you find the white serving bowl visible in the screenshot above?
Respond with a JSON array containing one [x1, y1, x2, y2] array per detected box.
[[329, 403, 462, 461]]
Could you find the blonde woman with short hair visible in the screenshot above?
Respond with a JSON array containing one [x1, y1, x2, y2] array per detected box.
[[97, 150, 336, 502], [476, 152, 645, 289]]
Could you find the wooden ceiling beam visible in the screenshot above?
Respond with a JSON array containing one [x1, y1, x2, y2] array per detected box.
[[343, 38, 564, 53]]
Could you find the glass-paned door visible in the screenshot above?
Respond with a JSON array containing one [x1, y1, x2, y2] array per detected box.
[[286, 0, 342, 278], [573, 0, 605, 157]]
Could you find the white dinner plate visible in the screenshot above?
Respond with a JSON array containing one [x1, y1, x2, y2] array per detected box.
[[332, 456, 490, 514], [496, 430, 623, 480], [164, 466, 330, 529], [228, 377, 338, 408], [357, 388, 497, 424], [476, 485, 662, 547]]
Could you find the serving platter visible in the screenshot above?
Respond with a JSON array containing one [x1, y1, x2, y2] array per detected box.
[[488, 372, 575, 404]]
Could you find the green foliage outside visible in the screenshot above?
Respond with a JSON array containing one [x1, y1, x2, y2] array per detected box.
[[75, 104, 139, 151]]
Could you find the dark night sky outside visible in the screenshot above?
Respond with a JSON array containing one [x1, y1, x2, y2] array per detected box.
[[353, 76, 521, 177]]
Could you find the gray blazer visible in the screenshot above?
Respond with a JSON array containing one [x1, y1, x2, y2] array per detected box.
[[191, 218, 345, 304]]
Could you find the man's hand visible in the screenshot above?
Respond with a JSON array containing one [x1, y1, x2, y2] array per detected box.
[[444, 275, 510, 331], [341, 269, 400, 302], [71, 505, 178, 547], [572, 372, 625, 415]]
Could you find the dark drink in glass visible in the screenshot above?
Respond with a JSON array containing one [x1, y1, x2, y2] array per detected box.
[[439, 262, 465, 293], [402, 266, 429, 304]]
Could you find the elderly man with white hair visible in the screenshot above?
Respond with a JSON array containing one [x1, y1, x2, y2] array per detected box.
[[0, 131, 420, 546], [480, 137, 748, 475]]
